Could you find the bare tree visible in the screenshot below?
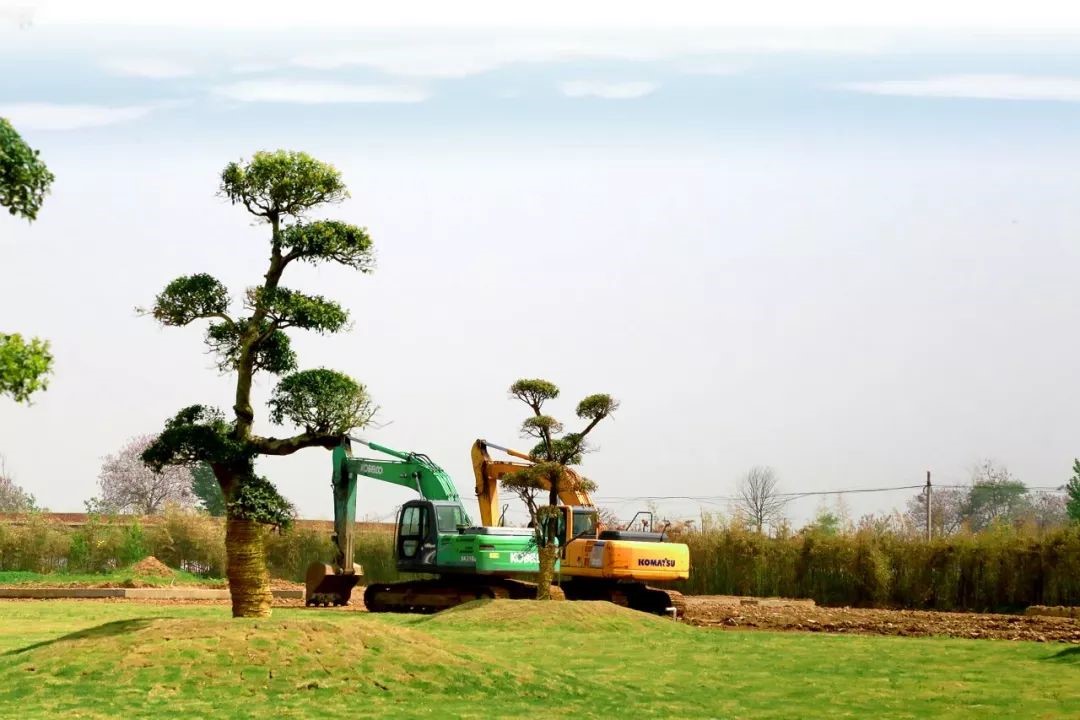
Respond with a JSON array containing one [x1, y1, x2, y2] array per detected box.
[[905, 487, 966, 537], [90, 435, 198, 515], [0, 454, 36, 512], [735, 466, 787, 534]]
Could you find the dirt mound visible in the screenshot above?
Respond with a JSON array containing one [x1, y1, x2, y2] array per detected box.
[[129, 557, 175, 577], [684, 596, 1080, 643]]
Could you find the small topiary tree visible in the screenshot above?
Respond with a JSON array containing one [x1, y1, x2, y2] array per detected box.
[[141, 150, 377, 617], [499, 378, 617, 598]]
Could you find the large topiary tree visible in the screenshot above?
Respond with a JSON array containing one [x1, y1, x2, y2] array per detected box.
[[141, 150, 377, 618], [500, 378, 617, 598]]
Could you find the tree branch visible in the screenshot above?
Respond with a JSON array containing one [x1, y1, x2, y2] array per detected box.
[[251, 432, 342, 456]]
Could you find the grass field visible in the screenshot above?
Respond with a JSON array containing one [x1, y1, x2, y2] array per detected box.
[[0, 570, 224, 587], [0, 600, 1075, 719]]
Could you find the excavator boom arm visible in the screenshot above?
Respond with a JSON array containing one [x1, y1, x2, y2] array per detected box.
[[471, 439, 595, 526]]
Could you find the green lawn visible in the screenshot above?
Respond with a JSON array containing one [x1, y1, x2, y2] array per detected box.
[[0, 600, 1075, 719], [0, 570, 223, 587]]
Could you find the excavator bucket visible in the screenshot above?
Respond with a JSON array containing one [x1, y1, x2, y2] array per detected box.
[[304, 562, 362, 607]]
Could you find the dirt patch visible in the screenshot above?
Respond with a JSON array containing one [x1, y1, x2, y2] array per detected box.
[[683, 595, 1080, 643], [130, 557, 175, 577]]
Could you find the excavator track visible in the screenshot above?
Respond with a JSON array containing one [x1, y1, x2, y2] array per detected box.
[[364, 577, 564, 614], [563, 580, 686, 617]]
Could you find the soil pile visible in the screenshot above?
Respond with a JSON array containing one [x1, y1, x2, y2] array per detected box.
[[130, 557, 175, 577]]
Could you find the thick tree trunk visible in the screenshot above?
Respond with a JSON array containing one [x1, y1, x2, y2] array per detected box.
[[535, 543, 559, 600], [225, 517, 272, 618]]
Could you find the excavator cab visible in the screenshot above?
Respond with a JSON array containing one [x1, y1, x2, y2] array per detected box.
[[396, 500, 440, 572], [554, 506, 600, 550]]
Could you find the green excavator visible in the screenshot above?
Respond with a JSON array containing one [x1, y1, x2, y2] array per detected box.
[[305, 436, 554, 612]]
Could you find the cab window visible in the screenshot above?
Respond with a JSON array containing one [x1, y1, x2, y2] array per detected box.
[[435, 505, 470, 532], [572, 510, 598, 537], [400, 506, 421, 536]]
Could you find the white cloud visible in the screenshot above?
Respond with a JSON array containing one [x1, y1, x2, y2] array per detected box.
[[0, 102, 155, 131], [837, 74, 1080, 102], [101, 57, 194, 79], [231, 62, 279, 74], [29, 1, 1080, 30], [289, 33, 871, 79], [559, 81, 657, 99], [680, 61, 743, 76], [213, 79, 429, 103]]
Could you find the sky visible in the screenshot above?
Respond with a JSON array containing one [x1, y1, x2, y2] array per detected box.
[[2, 2, 1080, 526]]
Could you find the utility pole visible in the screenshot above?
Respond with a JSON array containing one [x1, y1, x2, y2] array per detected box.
[[925, 470, 932, 542]]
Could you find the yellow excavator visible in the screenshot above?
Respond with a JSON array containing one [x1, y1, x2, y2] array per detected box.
[[470, 439, 689, 615]]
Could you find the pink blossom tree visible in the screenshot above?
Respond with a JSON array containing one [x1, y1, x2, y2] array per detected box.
[[90, 434, 197, 514]]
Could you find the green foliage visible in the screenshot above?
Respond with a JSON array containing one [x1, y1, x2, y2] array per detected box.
[[677, 522, 1080, 611], [509, 378, 559, 411], [150, 274, 230, 326], [118, 520, 148, 566], [964, 479, 1030, 531], [268, 369, 376, 434], [205, 319, 297, 375], [220, 150, 348, 220], [528, 436, 586, 465], [0, 118, 54, 221], [280, 220, 375, 270], [806, 508, 842, 536], [576, 393, 620, 421], [0, 333, 53, 403], [190, 463, 226, 516], [141, 405, 253, 472], [1065, 460, 1080, 523], [250, 287, 349, 333], [521, 415, 562, 438], [227, 475, 295, 529]]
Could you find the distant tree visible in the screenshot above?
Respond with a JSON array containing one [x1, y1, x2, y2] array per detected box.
[[0, 454, 36, 512], [191, 462, 226, 516], [89, 435, 198, 515], [735, 465, 787, 534], [499, 378, 617, 599], [962, 460, 1030, 531], [1066, 460, 1080, 523], [804, 506, 841, 536], [0, 117, 54, 221], [905, 487, 967, 537], [597, 506, 621, 530], [0, 332, 52, 403], [140, 150, 378, 618], [1021, 491, 1068, 532]]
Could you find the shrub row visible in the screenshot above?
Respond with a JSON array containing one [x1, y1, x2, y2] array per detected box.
[[0, 510, 402, 584], [5, 511, 1077, 610], [675, 524, 1080, 611]]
